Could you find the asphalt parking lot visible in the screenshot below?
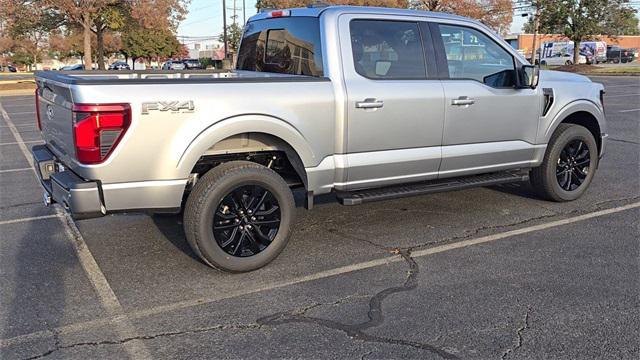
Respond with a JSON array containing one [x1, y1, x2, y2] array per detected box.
[[0, 76, 638, 359]]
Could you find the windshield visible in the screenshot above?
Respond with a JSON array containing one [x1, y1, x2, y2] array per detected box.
[[236, 17, 323, 77]]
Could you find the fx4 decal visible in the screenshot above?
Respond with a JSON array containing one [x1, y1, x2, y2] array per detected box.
[[141, 100, 195, 114]]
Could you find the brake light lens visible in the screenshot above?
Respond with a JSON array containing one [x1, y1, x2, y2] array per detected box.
[[72, 103, 131, 164], [35, 89, 41, 130], [268, 10, 290, 17], [599, 89, 605, 113]]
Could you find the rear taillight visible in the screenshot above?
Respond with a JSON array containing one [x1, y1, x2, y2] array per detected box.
[[72, 103, 131, 164], [35, 89, 41, 130], [600, 89, 605, 113]]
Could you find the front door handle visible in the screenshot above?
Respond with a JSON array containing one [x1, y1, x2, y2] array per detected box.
[[451, 97, 475, 106], [356, 98, 384, 109]]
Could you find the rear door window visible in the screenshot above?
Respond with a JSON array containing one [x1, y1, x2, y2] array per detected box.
[[236, 17, 323, 76], [349, 20, 426, 80]]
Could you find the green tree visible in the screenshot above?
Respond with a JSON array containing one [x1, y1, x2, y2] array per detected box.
[[92, 3, 127, 69], [603, 0, 639, 35], [218, 22, 244, 56], [121, 27, 181, 67], [0, 0, 63, 70]]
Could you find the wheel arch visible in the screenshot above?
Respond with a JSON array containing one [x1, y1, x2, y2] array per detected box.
[[544, 101, 605, 155], [177, 115, 314, 188]]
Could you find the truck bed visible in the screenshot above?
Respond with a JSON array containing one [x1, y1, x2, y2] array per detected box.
[[35, 69, 329, 85]]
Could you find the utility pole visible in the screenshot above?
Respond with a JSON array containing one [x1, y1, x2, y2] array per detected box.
[[233, 0, 237, 26], [530, 7, 541, 64], [243, 0, 246, 24], [520, 1, 541, 65], [222, 0, 228, 59]]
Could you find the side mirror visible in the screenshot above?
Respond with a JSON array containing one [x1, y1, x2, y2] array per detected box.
[[521, 65, 539, 89]]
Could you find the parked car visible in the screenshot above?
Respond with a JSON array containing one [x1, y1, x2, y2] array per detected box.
[[161, 60, 186, 70], [540, 52, 587, 66], [606, 46, 635, 63], [108, 61, 131, 70], [32, 6, 607, 272], [60, 64, 85, 71], [182, 59, 202, 69], [1, 64, 17, 72]]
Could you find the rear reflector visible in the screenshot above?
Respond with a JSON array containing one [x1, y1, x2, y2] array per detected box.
[[72, 103, 131, 164], [268, 10, 290, 17], [35, 89, 41, 130]]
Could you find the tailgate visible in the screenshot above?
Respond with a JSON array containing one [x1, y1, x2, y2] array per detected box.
[[36, 81, 76, 161]]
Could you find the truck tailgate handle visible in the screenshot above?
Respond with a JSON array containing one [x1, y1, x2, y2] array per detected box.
[[451, 97, 475, 106], [356, 98, 384, 109]]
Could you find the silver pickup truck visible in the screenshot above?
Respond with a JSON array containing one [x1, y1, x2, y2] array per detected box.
[[32, 6, 607, 272]]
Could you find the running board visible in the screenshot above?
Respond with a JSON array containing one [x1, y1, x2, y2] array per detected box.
[[336, 171, 529, 206]]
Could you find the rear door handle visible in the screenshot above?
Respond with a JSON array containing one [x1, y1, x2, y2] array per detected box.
[[451, 97, 475, 106], [356, 98, 384, 109]]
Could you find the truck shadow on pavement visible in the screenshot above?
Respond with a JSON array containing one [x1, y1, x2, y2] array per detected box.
[[151, 214, 201, 263]]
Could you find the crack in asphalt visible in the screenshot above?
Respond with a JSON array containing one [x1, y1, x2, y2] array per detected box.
[[327, 228, 392, 251], [500, 306, 532, 360], [608, 137, 640, 145], [256, 250, 459, 359], [23, 324, 261, 360]]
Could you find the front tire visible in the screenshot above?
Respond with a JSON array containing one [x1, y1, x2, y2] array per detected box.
[[184, 161, 295, 272], [530, 124, 598, 202]]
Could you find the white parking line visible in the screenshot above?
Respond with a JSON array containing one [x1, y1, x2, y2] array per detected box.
[[619, 108, 640, 113], [7, 111, 35, 115], [605, 83, 640, 88], [0, 167, 33, 174], [0, 124, 35, 128], [0, 140, 43, 146], [0, 102, 152, 359], [0, 215, 58, 226], [604, 93, 640, 98], [1, 200, 638, 350]]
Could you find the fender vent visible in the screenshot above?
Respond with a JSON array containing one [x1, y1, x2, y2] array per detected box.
[[542, 88, 554, 116]]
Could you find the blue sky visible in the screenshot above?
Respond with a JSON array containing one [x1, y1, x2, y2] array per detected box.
[[177, 0, 259, 38], [177, 1, 636, 38]]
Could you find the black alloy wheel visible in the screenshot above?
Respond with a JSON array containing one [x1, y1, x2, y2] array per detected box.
[[530, 123, 598, 202], [556, 139, 591, 191], [213, 185, 281, 257]]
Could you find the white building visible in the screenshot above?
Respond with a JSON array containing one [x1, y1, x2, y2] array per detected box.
[[184, 39, 225, 60]]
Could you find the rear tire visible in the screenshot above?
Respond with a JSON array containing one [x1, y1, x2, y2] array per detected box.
[[184, 161, 295, 272], [530, 124, 598, 202]]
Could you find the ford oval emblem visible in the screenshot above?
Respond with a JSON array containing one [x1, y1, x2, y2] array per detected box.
[[46, 104, 54, 121]]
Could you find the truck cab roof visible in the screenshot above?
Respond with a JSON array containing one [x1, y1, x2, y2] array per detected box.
[[249, 5, 474, 24]]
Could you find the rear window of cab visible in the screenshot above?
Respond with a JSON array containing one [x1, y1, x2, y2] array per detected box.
[[236, 17, 324, 77]]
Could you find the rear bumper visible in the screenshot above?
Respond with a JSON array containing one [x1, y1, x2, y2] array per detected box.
[[31, 145, 104, 219]]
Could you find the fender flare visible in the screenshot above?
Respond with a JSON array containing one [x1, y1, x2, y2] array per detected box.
[[543, 100, 605, 143], [176, 114, 316, 179]]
